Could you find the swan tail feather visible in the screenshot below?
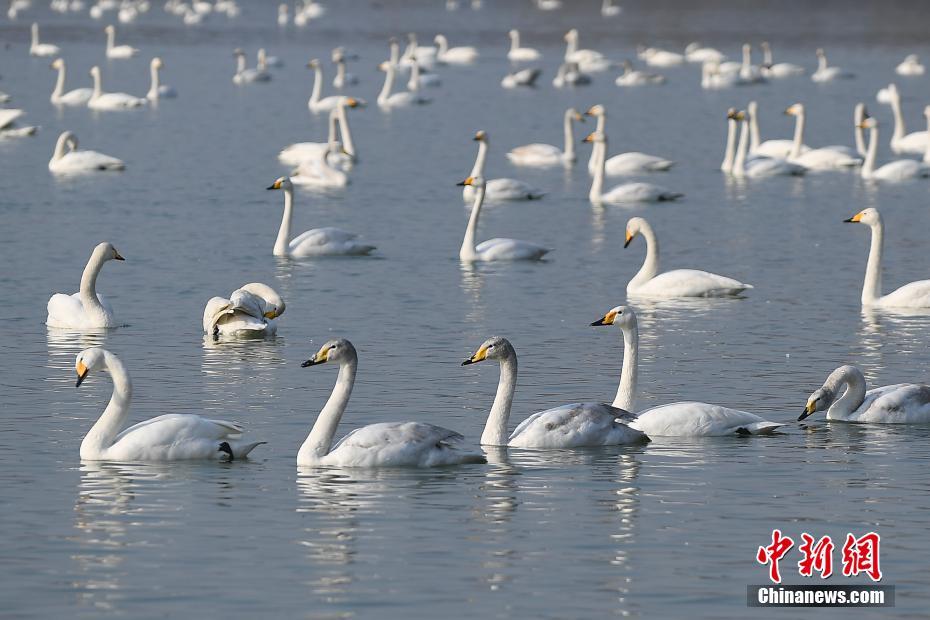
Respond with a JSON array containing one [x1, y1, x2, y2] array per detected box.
[[741, 421, 783, 435]]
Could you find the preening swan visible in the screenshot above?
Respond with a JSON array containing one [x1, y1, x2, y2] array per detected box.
[[883, 84, 929, 154], [376, 61, 429, 108], [74, 348, 264, 461], [585, 132, 682, 203], [88, 65, 147, 109], [233, 49, 270, 85], [104, 24, 138, 59], [811, 48, 853, 82], [506, 108, 582, 167], [585, 105, 674, 174], [501, 67, 541, 88], [857, 116, 929, 181], [30, 23, 60, 57], [203, 283, 285, 338], [298, 339, 486, 467], [592, 306, 783, 436], [462, 336, 647, 448], [279, 97, 362, 168], [844, 208, 930, 309], [624, 217, 752, 297], [784, 103, 862, 169], [801, 365, 930, 423], [731, 110, 806, 178], [146, 57, 177, 100], [896, 54, 924, 76], [49, 130, 125, 174], [464, 130, 545, 202], [267, 176, 375, 257], [50, 58, 93, 106], [434, 34, 478, 65], [507, 29, 540, 61], [615, 60, 665, 86], [759, 41, 804, 78], [46, 242, 124, 329], [457, 176, 550, 261]]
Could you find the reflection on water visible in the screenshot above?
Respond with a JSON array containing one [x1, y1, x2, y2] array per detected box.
[[47, 329, 109, 370]]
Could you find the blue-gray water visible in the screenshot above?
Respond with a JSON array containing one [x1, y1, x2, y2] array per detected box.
[[2, 1, 930, 618]]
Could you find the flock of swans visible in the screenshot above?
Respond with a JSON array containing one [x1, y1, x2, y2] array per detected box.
[[5, 3, 930, 469]]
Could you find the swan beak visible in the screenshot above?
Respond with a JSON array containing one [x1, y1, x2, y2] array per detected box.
[[798, 402, 816, 421], [301, 345, 330, 367], [75, 361, 89, 387], [263, 310, 276, 319], [844, 212, 863, 223], [113, 250, 125, 261], [462, 346, 488, 365], [623, 231, 634, 248], [582, 133, 595, 143], [591, 309, 618, 326], [457, 177, 474, 187], [267, 179, 282, 190]]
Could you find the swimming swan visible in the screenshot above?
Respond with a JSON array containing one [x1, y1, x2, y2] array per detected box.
[[203, 283, 285, 338], [376, 61, 429, 108], [731, 110, 806, 178], [279, 97, 362, 168], [464, 130, 544, 202], [785, 103, 862, 169], [49, 131, 125, 174], [104, 24, 138, 59], [458, 176, 550, 261], [146, 57, 177, 100], [747, 101, 809, 158], [434, 34, 478, 64], [759, 41, 804, 78], [507, 29, 540, 62], [88, 65, 146, 109], [585, 105, 674, 175], [801, 365, 930, 423], [501, 67, 541, 88], [811, 48, 852, 82], [615, 60, 666, 86], [47, 242, 124, 329], [857, 116, 929, 181], [50, 58, 93, 105], [30, 23, 60, 57], [233, 49, 271, 85], [506, 108, 583, 167], [883, 83, 929, 154], [895, 54, 924, 76], [585, 132, 682, 203]]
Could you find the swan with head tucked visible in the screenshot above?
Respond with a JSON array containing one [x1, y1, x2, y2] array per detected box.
[[624, 217, 752, 297], [203, 283, 285, 338], [47, 242, 124, 329], [50, 58, 93, 105], [146, 57, 177, 100], [88, 66, 146, 109], [457, 176, 550, 261], [232, 49, 271, 85], [615, 60, 665, 86], [501, 67, 541, 88], [0, 109, 37, 138], [784, 103, 862, 169], [104, 24, 137, 59], [759, 41, 804, 78], [637, 45, 683, 68], [267, 176, 375, 257], [434, 34, 478, 64], [585, 132, 682, 203], [278, 96, 362, 168], [49, 131, 124, 174], [298, 339, 486, 467], [462, 335, 647, 448], [376, 61, 429, 108], [844, 208, 930, 308], [506, 108, 583, 167], [585, 105, 674, 175], [811, 48, 853, 82], [882, 83, 929, 154], [30, 23, 60, 57], [592, 306, 783, 436], [507, 29, 540, 61], [731, 110, 806, 178], [74, 348, 263, 461], [857, 116, 929, 181], [801, 365, 930, 423], [463, 130, 545, 202], [895, 54, 924, 76]]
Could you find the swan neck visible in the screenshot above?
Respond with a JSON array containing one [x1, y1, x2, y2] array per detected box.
[[587, 112, 607, 171], [80, 352, 132, 458], [481, 354, 516, 446], [861, 125, 878, 178], [826, 368, 867, 420], [298, 357, 357, 462], [436, 35, 448, 55], [378, 64, 394, 103], [79, 248, 109, 316], [52, 64, 66, 100], [924, 114, 930, 163], [862, 218, 883, 305], [790, 109, 805, 158], [407, 61, 419, 91], [338, 103, 355, 157], [630, 221, 659, 286], [326, 108, 338, 145], [335, 60, 346, 84], [854, 106, 867, 157], [106, 29, 115, 51], [510, 31, 519, 52], [721, 118, 737, 172], [91, 69, 102, 98], [32, 24, 39, 46], [563, 110, 576, 161], [749, 106, 761, 151], [763, 46, 773, 65], [460, 184, 484, 260], [310, 65, 323, 104], [274, 187, 293, 256], [52, 133, 70, 161], [470, 137, 488, 178], [890, 92, 906, 141], [613, 320, 639, 411], [733, 118, 749, 176], [589, 137, 606, 201], [148, 62, 160, 98]]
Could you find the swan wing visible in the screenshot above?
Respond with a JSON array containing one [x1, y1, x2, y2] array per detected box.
[[56, 151, 125, 172], [507, 144, 562, 164], [630, 269, 751, 298], [604, 152, 674, 174], [878, 279, 930, 308], [856, 384, 930, 423], [874, 160, 928, 181], [328, 422, 485, 467], [630, 402, 782, 436], [278, 142, 326, 165], [475, 238, 550, 261], [509, 403, 647, 448], [288, 228, 373, 256], [486, 178, 545, 200], [602, 182, 682, 203], [109, 414, 260, 460], [793, 148, 861, 169], [0, 109, 23, 129], [47, 292, 85, 327]]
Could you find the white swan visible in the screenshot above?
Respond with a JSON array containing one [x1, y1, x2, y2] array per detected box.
[[49, 130, 124, 174], [434, 34, 478, 65], [50, 58, 93, 105], [462, 336, 647, 448], [399, 33, 437, 71], [232, 49, 270, 85], [685, 42, 725, 64], [47, 242, 124, 329], [811, 48, 853, 82], [406, 57, 441, 90], [507, 29, 540, 61], [592, 306, 783, 436], [801, 365, 930, 423], [463, 130, 545, 202], [75, 348, 264, 461], [883, 84, 929, 154], [746, 101, 808, 158], [376, 61, 429, 108], [552, 61, 591, 87], [858, 116, 929, 182], [565, 29, 610, 72], [203, 283, 285, 338], [624, 217, 752, 297], [277, 2, 288, 25], [895, 54, 924, 76], [785, 103, 862, 169], [637, 45, 684, 68], [615, 60, 665, 86], [257, 48, 283, 70], [267, 176, 375, 257], [30, 23, 60, 56], [585, 132, 682, 203], [104, 24, 138, 59], [506, 108, 582, 167], [585, 105, 674, 174], [759, 41, 804, 78], [88, 66, 146, 109], [0, 109, 37, 138], [737, 43, 765, 82], [732, 110, 806, 178], [298, 339, 485, 467], [291, 145, 349, 188], [844, 208, 930, 308], [601, 0, 621, 16], [501, 67, 541, 88], [457, 176, 550, 261], [278, 97, 361, 168], [332, 47, 358, 88], [146, 57, 177, 100], [700, 60, 744, 89]]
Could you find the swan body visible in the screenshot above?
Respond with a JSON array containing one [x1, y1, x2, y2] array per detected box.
[[701, 61, 747, 89], [685, 43, 725, 64], [75, 348, 263, 461], [458, 177, 550, 261], [464, 130, 545, 202], [731, 111, 806, 178], [585, 105, 674, 174], [784, 103, 862, 169], [759, 42, 804, 78], [615, 60, 665, 86], [30, 23, 60, 56], [507, 30, 540, 61], [506, 108, 581, 167], [278, 97, 361, 168], [802, 365, 930, 423], [845, 208, 930, 308], [638, 46, 684, 67], [896, 54, 924, 76], [50, 58, 93, 105], [501, 68, 541, 88], [376, 61, 429, 108], [434, 34, 478, 64], [203, 283, 285, 338], [299, 339, 485, 467], [146, 57, 176, 100], [552, 61, 591, 87], [585, 132, 681, 203], [463, 336, 647, 448], [291, 149, 349, 187], [268, 177, 375, 257], [564, 29, 610, 72], [746, 101, 810, 158], [46, 242, 124, 329], [858, 117, 929, 181], [49, 131, 124, 174], [884, 84, 929, 154], [811, 48, 853, 82], [0, 109, 37, 137], [601, 0, 621, 16], [88, 66, 147, 109], [233, 49, 271, 85], [104, 24, 138, 59]]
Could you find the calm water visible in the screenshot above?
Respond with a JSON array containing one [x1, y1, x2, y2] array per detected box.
[[2, 1, 930, 618]]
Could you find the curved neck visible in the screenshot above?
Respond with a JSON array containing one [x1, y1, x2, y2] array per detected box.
[[91, 70, 102, 98], [587, 112, 607, 171], [460, 184, 485, 260], [80, 352, 133, 458], [298, 358, 357, 462], [80, 248, 109, 316], [337, 103, 355, 158], [721, 118, 737, 172], [407, 61, 419, 91], [436, 35, 448, 55], [733, 118, 749, 176], [861, 125, 878, 178], [52, 133, 70, 161], [790, 109, 806, 158], [826, 368, 867, 420], [481, 354, 516, 446], [52, 64, 66, 99], [612, 320, 639, 411], [470, 138, 488, 177], [861, 219, 883, 305], [274, 187, 294, 256], [563, 110, 576, 161], [589, 137, 606, 201], [854, 106, 867, 157], [378, 65, 394, 103], [630, 222, 660, 287], [748, 105, 761, 151], [310, 65, 323, 104], [148, 63, 160, 98], [890, 93, 906, 141]]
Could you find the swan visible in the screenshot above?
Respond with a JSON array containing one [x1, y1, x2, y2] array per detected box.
[[203, 283, 285, 338], [388, 38, 439, 88], [685, 42, 725, 63], [535, 0, 562, 9], [637, 45, 684, 68], [457, 176, 550, 261], [30, 23, 60, 56], [759, 41, 804, 78], [785, 103, 862, 169], [376, 61, 429, 108], [0, 91, 9, 103], [257, 48, 283, 70], [332, 47, 358, 88], [552, 61, 591, 87], [896, 54, 924, 76], [700, 60, 745, 89], [0, 109, 37, 138], [463, 130, 545, 202], [104, 24, 138, 59], [278, 97, 361, 168], [399, 33, 437, 71], [232, 49, 270, 85], [306, 58, 359, 110], [565, 29, 610, 72], [844, 208, 930, 308], [601, 0, 621, 16], [298, 339, 485, 467], [87, 66, 146, 109], [624, 217, 752, 297], [506, 108, 582, 167], [49, 130, 125, 174], [74, 348, 264, 461], [883, 83, 929, 154], [585, 105, 674, 175], [585, 132, 681, 203], [811, 48, 853, 82], [737, 43, 765, 83], [747, 101, 808, 158], [46, 242, 124, 329], [434, 34, 478, 65], [507, 29, 540, 62], [267, 176, 375, 257], [50, 58, 93, 105], [501, 67, 541, 88], [732, 110, 806, 178], [801, 365, 930, 423], [146, 57, 177, 100], [720, 108, 739, 173], [592, 306, 782, 435], [857, 116, 929, 181], [854, 102, 868, 157], [290, 143, 348, 188], [615, 60, 665, 86], [277, 2, 287, 25], [406, 58, 441, 90], [462, 336, 647, 448]]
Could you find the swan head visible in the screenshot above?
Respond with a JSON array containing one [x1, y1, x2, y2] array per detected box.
[[51, 58, 64, 70], [267, 176, 293, 192], [623, 217, 650, 248], [332, 47, 344, 62], [343, 96, 365, 108], [240, 282, 285, 319], [462, 336, 514, 365], [302, 338, 356, 367], [32, 22, 39, 34], [151, 57, 163, 69], [844, 208, 880, 227], [590, 305, 636, 330], [856, 115, 877, 130], [89, 65, 101, 77], [433, 34, 447, 46], [742, 43, 751, 53], [104, 24, 116, 35], [784, 103, 804, 117], [726, 108, 740, 121], [457, 175, 484, 188], [74, 347, 108, 387], [564, 29, 578, 42], [584, 104, 605, 118], [924, 105, 930, 118], [800, 386, 834, 420], [567, 108, 584, 121], [815, 48, 825, 58], [472, 129, 487, 142], [233, 48, 246, 58], [508, 29, 518, 39], [582, 131, 605, 145], [761, 41, 771, 52], [307, 58, 321, 69], [91, 241, 125, 264]]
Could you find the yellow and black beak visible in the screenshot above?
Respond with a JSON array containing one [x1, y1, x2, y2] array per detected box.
[[75, 361, 89, 387], [301, 345, 330, 367], [574, 112, 585, 122], [844, 212, 863, 223], [582, 132, 595, 143], [462, 346, 488, 365], [798, 402, 816, 421], [267, 179, 282, 190], [591, 309, 618, 326], [263, 310, 277, 319], [457, 176, 474, 187], [623, 230, 634, 248], [113, 250, 125, 261]]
